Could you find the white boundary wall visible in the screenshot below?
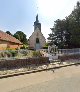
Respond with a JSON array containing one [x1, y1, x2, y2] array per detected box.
[[58, 48, 80, 55]]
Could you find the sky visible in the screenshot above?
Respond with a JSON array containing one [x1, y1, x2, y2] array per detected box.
[[0, 0, 79, 40]]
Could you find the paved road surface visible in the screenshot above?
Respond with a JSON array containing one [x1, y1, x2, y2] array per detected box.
[[0, 65, 80, 92]]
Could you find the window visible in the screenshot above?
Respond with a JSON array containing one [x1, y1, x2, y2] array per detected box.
[[36, 38, 39, 43]]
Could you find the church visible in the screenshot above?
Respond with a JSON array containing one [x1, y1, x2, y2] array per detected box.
[[29, 15, 46, 50]]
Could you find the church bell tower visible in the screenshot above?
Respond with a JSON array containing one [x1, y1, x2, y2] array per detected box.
[[29, 14, 46, 50], [34, 14, 41, 31]]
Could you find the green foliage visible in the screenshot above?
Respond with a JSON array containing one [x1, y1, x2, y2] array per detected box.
[[47, 29, 55, 46], [48, 1, 80, 48], [32, 51, 42, 57], [0, 50, 18, 58], [45, 43, 49, 47], [6, 31, 28, 45], [20, 44, 29, 49], [0, 51, 11, 58], [43, 43, 48, 49], [13, 31, 28, 44], [6, 31, 13, 36], [9, 50, 18, 57], [43, 46, 48, 49]]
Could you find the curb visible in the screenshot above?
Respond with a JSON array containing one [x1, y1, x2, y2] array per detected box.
[[0, 63, 80, 79]]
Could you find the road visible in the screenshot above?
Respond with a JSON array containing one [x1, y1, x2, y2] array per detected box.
[[0, 65, 80, 92]]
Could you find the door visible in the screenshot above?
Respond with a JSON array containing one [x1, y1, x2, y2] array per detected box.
[[35, 38, 41, 50]]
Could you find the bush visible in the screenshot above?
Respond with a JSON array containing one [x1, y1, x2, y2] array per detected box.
[[19, 50, 28, 56], [32, 51, 42, 57], [0, 51, 11, 58], [9, 50, 18, 57], [20, 44, 29, 49], [0, 50, 18, 58], [43, 46, 48, 49]]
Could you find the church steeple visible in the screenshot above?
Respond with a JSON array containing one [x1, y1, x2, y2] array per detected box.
[[36, 14, 39, 23], [34, 14, 41, 31]]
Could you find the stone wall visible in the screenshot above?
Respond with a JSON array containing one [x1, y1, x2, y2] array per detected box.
[[29, 28, 46, 49], [58, 54, 80, 62], [0, 57, 49, 69]]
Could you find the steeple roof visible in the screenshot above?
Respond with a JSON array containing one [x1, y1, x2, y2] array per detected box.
[[36, 14, 39, 23], [34, 14, 41, 31]]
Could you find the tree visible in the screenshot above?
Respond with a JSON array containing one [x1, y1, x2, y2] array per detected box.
[[6, 31, 12, 36], [13, 31, 28, 44], [47, 28, 55, 46], [64, 17, 71, 48], [48, 1, 80, 48], [68, 1, 80, 48], [54, 19, 66, 48], [48, 19, 66, 48]]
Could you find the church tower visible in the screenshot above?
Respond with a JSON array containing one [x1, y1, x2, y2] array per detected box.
[[29, 14, 46, 50], [34, 14, 41, 31]]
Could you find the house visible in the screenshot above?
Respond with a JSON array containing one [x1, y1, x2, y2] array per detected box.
[[0, 30, 23, 50]]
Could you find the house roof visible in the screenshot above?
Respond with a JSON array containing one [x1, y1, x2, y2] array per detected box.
[[0, 30, 22, 44]]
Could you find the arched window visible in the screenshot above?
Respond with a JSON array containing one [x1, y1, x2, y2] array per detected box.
[[36, 38, 39, 43]]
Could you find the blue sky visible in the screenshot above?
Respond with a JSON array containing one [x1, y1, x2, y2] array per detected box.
[[0, 0, 79, 39]]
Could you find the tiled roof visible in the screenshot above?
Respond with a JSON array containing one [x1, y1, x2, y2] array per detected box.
[[0, 30, 22, 44]]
